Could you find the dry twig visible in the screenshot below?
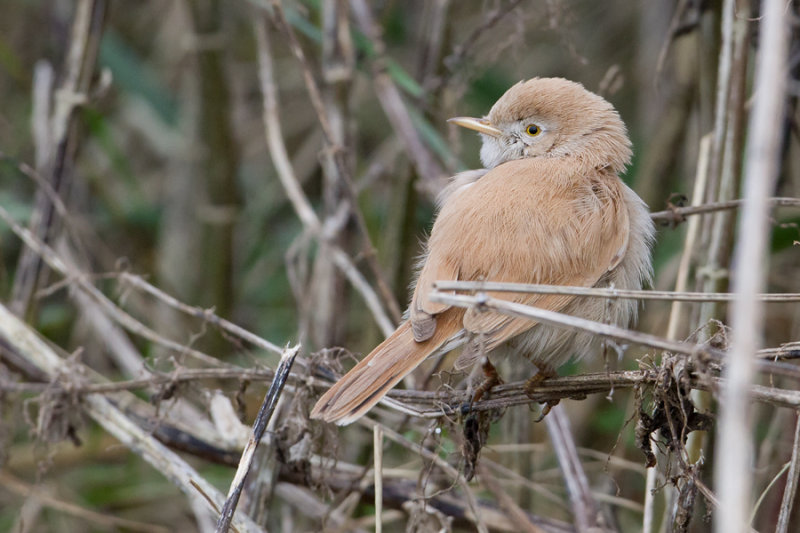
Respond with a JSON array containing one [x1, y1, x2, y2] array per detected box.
[[714, 2, 789, 532], [216, 346, 299, 533], [253, 15, 396, 337], [0, 304, 264, 533]]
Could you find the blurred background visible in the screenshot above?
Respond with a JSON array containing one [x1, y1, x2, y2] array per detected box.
[[1, 0, 799, 532]]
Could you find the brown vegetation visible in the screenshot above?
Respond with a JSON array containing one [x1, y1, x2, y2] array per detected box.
[[1, 1, 800, 532]]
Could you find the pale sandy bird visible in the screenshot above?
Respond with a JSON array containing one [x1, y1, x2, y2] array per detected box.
[[311, 77, 655, 425]]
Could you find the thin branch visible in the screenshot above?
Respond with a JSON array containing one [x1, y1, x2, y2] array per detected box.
[[714, 2, 789, 532], [429, 291, 717, 359], [11, 0, 106, 317], [750, 461, 791, 525], [475, 461, 547, 533], [264, 3, 404, 323], [384, 371, 800, 416], [0, 304, 264, 533], [441, 0, 525, 77], [649, 197, 800, 224], [0, 205, 229, 367], [0, 472, 171, 533], [357, 417, 489, 533], [777, 414, 800, 533], [428, 292, 800, 374], [434, 281, 800, 303], [216, 346, 299, 533], [373, 425, 384, 533], [119, 272, 283, 355], [546, 406, 609, 533], [0, 367, 276, 394], [350, 0, 447, 191], [253, 16, 396, 336]]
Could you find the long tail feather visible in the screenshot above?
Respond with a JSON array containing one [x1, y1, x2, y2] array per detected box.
[[310, 319, 456, 425]]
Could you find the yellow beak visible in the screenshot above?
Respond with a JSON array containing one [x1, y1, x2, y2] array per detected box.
[[447, 116, 503, 138]]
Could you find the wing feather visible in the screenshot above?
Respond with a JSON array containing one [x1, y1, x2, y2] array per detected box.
[[415, 158, 630, 364]]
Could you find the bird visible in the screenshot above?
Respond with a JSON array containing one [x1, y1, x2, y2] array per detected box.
[[311, 77, 655, 425]]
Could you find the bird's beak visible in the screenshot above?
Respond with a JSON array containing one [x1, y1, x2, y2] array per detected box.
[[447, 116, 503, 138]]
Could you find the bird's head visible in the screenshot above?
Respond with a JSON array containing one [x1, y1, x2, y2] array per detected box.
[[449, 77, 632, 173]]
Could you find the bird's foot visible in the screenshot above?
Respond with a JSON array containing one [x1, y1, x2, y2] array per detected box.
[[472, 359, 504, 403], [460, 359, 504, 414], [460, 359, 504, 481], [523, 367, 558, 422]]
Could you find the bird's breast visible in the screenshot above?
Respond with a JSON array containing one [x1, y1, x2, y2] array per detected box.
[[429, 157, 618, 282]]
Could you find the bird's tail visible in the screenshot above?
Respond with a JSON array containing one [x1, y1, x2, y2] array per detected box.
[[310, 319, 456, 425]]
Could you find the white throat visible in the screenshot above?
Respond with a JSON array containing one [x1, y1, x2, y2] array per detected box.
[[479, 136, 507, 169]]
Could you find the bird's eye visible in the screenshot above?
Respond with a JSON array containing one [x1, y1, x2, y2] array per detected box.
[[525, 124, 541, 136]]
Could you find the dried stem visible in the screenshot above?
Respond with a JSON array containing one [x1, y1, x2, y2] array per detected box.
[[0, 205, 227, 367], [441, 0, 525, 78], [356, 417, 489, 533], [266, 2, 403, 323], [373, 425, 384, 533], [216, 346, 299, 533], [350, 0, 447, 192], [119, 273, 283, 355], [475, 461, 547, 533], [0, 472, 171, 533], [776, 414, 800, 533], [648, 197, 800, 224], [0, 304, 264, 533], [429, 291, 718, 359], [253, 16, 396, 337], [546, 406, 608, 533], [434, 281, 800, 303], [714, 2, 789, 532], [10, 0, 106, 317]]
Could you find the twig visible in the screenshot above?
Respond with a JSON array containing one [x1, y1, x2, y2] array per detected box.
[[389, 372, 800, 414], [714, 2, 788, 532], [434, 281, 800, 303], [0, 472, 171, 533], [475, 462, 546, 533], [7, 364, 800, 417], [0, 367, 276, 394], [704, 0, 736, 209], [647, 135, 712, 533], [119, 272, 284, 355], [654, 0, 691, 79], [373, 425, 384, 533], [265, 2, 404, 323], [0, 205, 229, 367], [349, 0, 447, 192], [679, 135, 713, 460], [750, 461, 791, 525], [273, 483, 369, 533], [430, 291, 798, 365], [776, 414, 800, 533], [216, 346, 299, 533], [480, 456, 567, 509], [649, 197, 800, 224], [253, 16, 396, 336], [329, 247, 395, 336], [441, 0, 525, 77], [0, 304, 264, 533], [546, 405, 609, 533], [429, 291, 717, 359], [10, 0, 106, 317], [428, 292, 800, 376], [357, 417, 489, 533], [295, 464, 573, 532]]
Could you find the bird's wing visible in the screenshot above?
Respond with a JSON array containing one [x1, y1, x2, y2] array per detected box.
[[409, 253, 459, 342], [409, 169, 488, 342], [459, 166, 631, 356], [412, 159, 630, 357]]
